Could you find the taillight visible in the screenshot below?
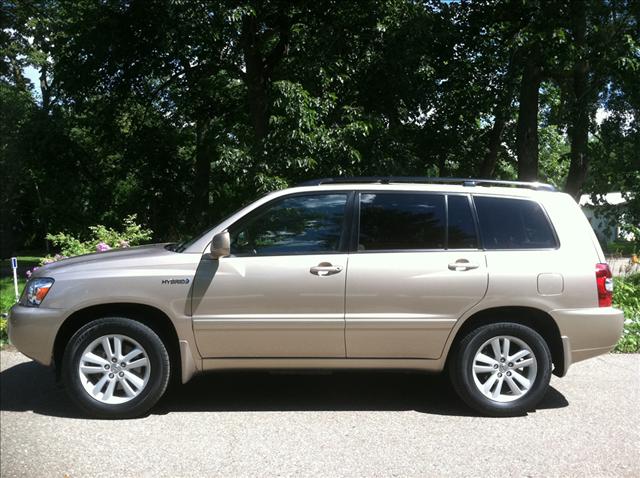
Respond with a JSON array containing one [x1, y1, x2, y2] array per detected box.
[[595, 263, 613, 307]]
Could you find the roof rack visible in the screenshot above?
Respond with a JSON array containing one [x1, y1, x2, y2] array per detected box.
[[296, 176, 556, 192]]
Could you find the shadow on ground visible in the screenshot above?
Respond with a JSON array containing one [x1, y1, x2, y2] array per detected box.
[[0, 358, 569, 419]]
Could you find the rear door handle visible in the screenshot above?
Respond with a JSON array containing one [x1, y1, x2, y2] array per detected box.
[[448, 259, 480, 271], [310, 263, 343, 276]]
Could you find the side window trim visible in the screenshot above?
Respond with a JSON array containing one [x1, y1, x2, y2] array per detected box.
[[444, 194, 449, 249], [349, 191, 361, 253], [471, 194, 561, 250], [342, 191, 358, 253], [468, 192, 483, 249], [227, 190, 354, 257]]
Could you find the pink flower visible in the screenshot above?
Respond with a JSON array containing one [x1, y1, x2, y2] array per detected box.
[[96, 242, 111, 252], [26, 266, 39, 278]]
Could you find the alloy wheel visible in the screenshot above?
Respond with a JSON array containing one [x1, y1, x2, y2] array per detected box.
[[78, 334, 151, 404], [471, 335, 538, 403]]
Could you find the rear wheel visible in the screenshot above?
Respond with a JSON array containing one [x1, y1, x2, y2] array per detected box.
[[62, 317, 170, 419], [450, 322, 552, 416]]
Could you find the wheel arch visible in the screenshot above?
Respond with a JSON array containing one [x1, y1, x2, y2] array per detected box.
[[446, 306, 565, 377], [53, 303, 182, 383]]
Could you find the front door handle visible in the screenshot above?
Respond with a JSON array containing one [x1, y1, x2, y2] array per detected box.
[[448, 259, 480, 271], [310, 262, 343, 276]]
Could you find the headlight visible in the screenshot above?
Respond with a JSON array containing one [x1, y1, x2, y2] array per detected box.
[[22, 278, 55, 307]]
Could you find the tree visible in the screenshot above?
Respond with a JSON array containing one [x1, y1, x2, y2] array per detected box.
[[2, 0, 638, 254], [560, 0, 638, 198]]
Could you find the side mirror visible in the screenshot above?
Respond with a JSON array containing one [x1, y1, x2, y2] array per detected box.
[[209, 230, 230, 259]]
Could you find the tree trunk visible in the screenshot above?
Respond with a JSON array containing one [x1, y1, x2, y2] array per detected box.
[[40, 62, 51, 113], [192, 119, 212, 228], [480, 111, 507, 178], [515, 56, 542, 181], [241, 15, 270, 156], [9, 56, 26, 90], [240, 12, 291, 164], [480, 53, 518, 178], [564, 1, 590, 199], [245, 61, 269, 147]]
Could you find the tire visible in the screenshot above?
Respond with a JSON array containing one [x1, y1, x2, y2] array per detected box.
[[62, 317, 171, 419], [449, 322, 552, 417]]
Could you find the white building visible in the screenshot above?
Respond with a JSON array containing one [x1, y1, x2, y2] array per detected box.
[[579, 192, 634, 244]]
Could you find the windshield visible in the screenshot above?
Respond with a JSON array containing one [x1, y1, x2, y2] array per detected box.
[[165, 228, 211, 253], [165, 198, 266, 253]]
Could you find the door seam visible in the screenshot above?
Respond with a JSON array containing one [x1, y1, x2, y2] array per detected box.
[[342, 254, 350, 358]]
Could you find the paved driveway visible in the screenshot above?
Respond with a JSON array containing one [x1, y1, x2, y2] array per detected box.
[[1, 349, 638, 477]]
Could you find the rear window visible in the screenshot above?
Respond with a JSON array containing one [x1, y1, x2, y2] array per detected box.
[[474, 196, 558, 249], [358, 193, 446, 250]]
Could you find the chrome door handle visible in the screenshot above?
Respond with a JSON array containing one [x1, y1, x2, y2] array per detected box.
[[448, 260, 479, 271], [310, 263, 343, 276]]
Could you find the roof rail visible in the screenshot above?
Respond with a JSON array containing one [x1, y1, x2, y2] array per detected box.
[[296, 176, 556, 192]]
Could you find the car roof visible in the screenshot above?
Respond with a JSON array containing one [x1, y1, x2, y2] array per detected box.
[[297, 176, 556, 191], [284, 180, 557, 198]]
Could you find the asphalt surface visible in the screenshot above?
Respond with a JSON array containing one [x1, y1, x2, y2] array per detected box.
[[1, 349, 638, 478]]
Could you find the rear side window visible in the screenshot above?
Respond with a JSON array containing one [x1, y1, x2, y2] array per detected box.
[[358, 193, 446, 250], [447, 195, 478, 249], [474, 196, 558, 249]]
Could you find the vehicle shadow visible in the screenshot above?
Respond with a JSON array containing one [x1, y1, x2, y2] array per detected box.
[[0, 359, 569, 419]]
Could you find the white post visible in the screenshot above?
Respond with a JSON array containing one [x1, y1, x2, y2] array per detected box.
[[11, 257, 19, 302]]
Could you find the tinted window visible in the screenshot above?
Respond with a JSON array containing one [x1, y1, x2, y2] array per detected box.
[[358, 193, 445, 250], [230, 194, 348, 255], [448, 195, 478, 249], [474, 196, 557, 249]]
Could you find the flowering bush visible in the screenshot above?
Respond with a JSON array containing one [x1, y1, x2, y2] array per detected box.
[[614, 274, 640, 353], [27, 215, 152, 277], [96, 242, 111, 252]]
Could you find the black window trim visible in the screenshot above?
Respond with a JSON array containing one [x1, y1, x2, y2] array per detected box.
[[226, 190, 355, 258], [471, 194, 561, 251], [352, 190, 481, 254]]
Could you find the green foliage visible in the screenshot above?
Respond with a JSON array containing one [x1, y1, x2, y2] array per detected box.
[[607, 240, 639, 256], [538, 125, 570, 188], [0, 316, 6, 346], [613, 274, 640, 353], [0, 277, 22, 316], [45, 215, 152, 258], [1, 0, 638, 255], [44, 233, 87, 257], [0, 275, 28, 346]]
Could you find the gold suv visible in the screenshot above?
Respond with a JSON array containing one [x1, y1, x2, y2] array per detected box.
[[9, 177, 624, 418]]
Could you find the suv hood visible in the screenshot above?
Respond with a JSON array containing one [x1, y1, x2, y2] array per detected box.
[[33, 244, 174, 277]]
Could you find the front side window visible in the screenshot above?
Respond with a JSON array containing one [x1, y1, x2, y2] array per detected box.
[[474, 196, 558, 249], [229, 194, 348, 256], [358, 193, 446, 250]]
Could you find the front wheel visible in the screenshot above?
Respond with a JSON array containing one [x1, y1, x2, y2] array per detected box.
[[450, 323, 552, 417], [62, 318, 171, 419]]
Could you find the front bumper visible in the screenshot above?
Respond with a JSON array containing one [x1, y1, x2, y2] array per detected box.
[[551, 306, 624, 374], [8, 304, 66, 366]]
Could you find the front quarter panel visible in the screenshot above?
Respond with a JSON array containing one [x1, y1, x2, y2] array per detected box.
[[13, 249, 204, 367]]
